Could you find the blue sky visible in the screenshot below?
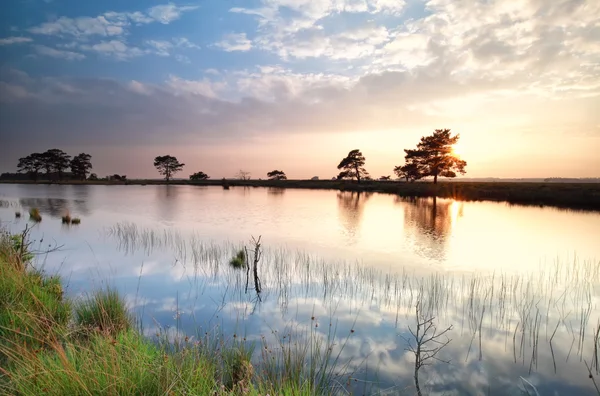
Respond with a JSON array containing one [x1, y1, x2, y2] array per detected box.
[[0, 0, 599, 178]]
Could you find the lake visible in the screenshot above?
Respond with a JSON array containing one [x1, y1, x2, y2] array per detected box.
[[1, 183, 599, 395]]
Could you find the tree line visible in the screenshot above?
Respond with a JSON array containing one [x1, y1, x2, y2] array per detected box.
[[16, 149, 93, 181], [13, 129, 467, 184]]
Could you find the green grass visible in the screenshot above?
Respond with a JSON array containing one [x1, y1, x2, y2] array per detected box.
[[0, 229, 342, 395], [229, 249, 246, 269], [28, 207, 42, 222], [74, 288, 133, 336], [0, 232, 70, 362]]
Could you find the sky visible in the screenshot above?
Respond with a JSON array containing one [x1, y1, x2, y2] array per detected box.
[[0, 0, 599, 180]]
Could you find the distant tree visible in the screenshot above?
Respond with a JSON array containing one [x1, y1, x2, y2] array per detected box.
[[43, 149, 71, 180], [236, 170, 251, 180], [394, 161, 422, 182], [403, 129, 467, 184], [337, 149, 369, 182], [267, 170, 287, 180], [88, 173, 98, 181], [154, 155, 185, 181], [108, 174, 127, 181], [379, 175, 391, 181], [190, 171, 210, 181], [70, 153, 93, 180], [17, 153, 44, 181]]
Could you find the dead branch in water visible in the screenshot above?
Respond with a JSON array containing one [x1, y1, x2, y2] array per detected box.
[[401, 302, 453, 396]]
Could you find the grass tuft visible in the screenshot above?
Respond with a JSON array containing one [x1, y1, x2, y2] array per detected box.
[[61, 214, 71, 224], [28, 208, 42, 222], [15, 211, 21, 218], [71, 217, 81, 225], [229, 249, 246, 269], [74, 288, 133, 336]]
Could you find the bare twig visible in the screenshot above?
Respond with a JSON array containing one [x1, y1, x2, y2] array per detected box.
[[402, 302, 453, 396]]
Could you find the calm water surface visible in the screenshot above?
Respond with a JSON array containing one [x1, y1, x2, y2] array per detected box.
[[1, 184, 599, 395]]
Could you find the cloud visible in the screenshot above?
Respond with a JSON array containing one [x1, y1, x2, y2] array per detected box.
[[172, 37, 200, 49], [80, 40, 145, 60], [28, 3, 199, 39], [261, 24, 392, 60], [215, 33, 253, 52], [33, 45, 85, 60], [147, 3, 199, 24], [29, 16, 126, 38], [167, 75, 225, 98], [0, 36, 33, 45], [146, 40, 173, 56]]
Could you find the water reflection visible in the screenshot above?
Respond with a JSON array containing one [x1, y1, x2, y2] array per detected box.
[[156, 185, 180, 222], [74, 225, 600, 395], [399, 196, 463, 260], [267, 187, 285, 197], [337, 191, 372, 244], [70, 185, 92, 215], [18, 197, 90, 218]]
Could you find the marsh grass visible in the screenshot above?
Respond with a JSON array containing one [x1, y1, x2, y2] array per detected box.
[[74, 288, 133, 336], [0, 231, 69, 362], [15, 211, 21, 218], [229, 249, 246, 269], [61, 214, 71, 224], [71, 217, 81, 224], [28, 207, 41, 222]]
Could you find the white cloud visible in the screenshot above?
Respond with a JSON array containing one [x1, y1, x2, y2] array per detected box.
[[29, 16, 126, 38], [146, 40, 173, 56], [127, 80, 153, 95], [215, 33, 253, 52], [0, 36, 33, 45], [34, 45, 85, 60], [28, 3, 198, 39], [172, 37, 200, 49], [369, 0, 405, 14], [167, 75, 226, 98], [148, 3, 199, 24], [80, 40, 145, 60]]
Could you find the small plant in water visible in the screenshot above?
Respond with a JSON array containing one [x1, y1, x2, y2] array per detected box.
[[71, 218, 81, 225], [61, 214, 72, 224], [229, 249, 246, 269], [28, 208, 42, 222], [15, 211, 21, 218]]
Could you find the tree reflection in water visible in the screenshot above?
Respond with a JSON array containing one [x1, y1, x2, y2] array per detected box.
[[337, 191, 372, 245], [398, 196, 464, 260]]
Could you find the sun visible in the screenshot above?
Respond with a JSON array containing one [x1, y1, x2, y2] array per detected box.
[[451, 144, 462, 157]]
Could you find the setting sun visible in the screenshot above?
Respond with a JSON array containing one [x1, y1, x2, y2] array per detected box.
[[451, 144, 462, 157]]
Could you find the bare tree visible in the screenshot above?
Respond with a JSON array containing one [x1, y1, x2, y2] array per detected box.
[[401, 303, 453, 396], [237, 170, 251, 180], [244, 236, 262, 295]]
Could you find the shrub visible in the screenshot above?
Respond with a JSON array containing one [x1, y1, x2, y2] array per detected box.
[[29, 208, 42, 222], [229, 249, 246, 269]]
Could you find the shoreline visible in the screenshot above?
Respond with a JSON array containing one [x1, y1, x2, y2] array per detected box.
[[1, 179, 599, 211]]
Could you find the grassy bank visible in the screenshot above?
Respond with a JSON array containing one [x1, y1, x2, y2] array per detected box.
[[2, 179, 599, 210], [0, 230, 343, 395]]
